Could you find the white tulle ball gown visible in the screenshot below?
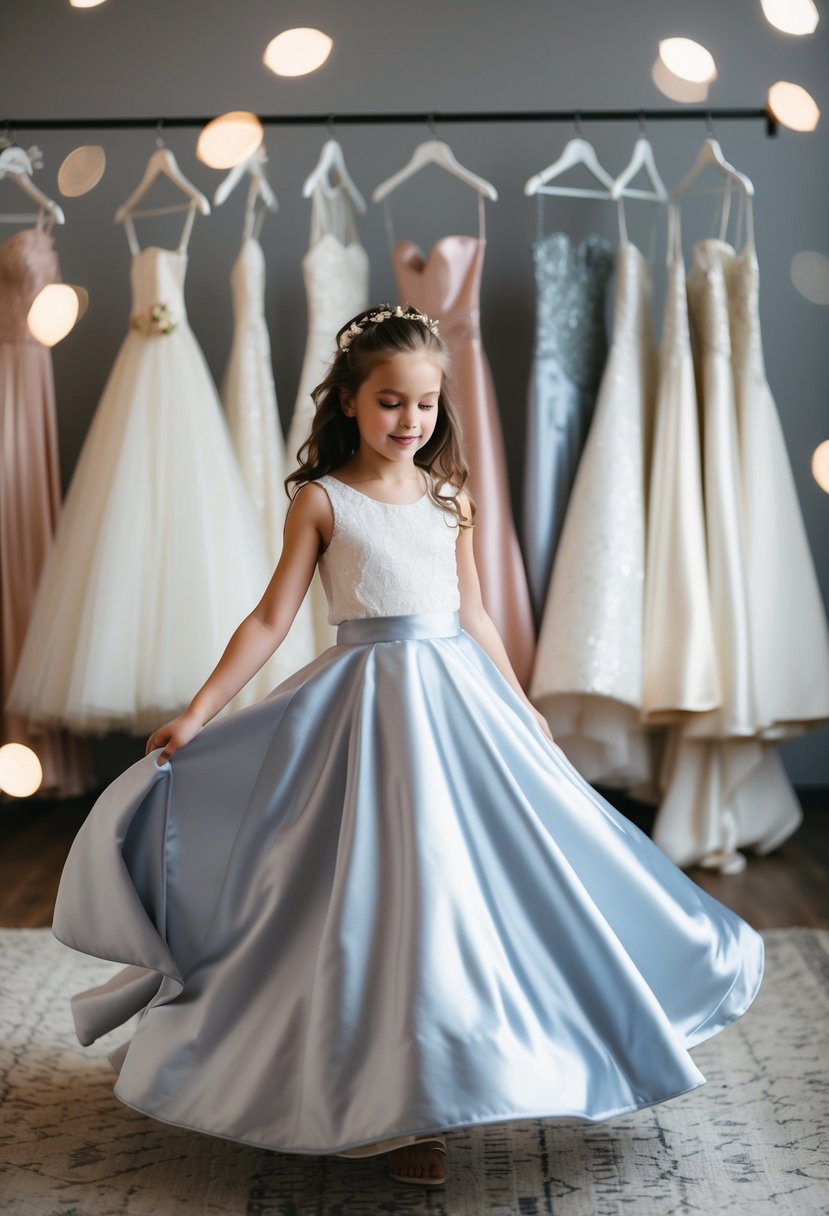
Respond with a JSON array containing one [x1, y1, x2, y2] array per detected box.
[[7, 209, 294, 735]]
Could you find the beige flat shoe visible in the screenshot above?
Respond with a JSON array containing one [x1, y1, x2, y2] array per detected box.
[[387, 1135, 447, 1186]]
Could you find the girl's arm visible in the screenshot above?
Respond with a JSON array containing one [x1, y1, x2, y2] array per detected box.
[[455, 490, 554, 744], [146, 483, 329, 760]]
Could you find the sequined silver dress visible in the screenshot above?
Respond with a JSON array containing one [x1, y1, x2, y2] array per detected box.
[[522, 232, 614, 625]]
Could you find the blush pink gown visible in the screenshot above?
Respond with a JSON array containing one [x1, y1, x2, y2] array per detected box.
[[392, 194, 536, 689], [0, 213, 90, 796]]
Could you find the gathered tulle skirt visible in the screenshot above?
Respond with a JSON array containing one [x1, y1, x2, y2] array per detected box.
[[6, 326, 306, 734], [52, 610, 763, 1157]]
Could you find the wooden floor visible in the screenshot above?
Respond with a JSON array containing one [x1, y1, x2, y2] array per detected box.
[[0, 787, 827, 931]]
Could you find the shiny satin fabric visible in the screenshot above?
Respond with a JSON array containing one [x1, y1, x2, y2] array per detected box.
[[392, 208, 537, 691], [52, 611, 763, 1157]]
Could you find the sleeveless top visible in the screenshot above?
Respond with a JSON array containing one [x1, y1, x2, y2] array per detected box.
[[315, 471, 462, 625]]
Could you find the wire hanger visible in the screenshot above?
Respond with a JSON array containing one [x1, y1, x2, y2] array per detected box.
[[372, 114, 498, 203], [302, 118, 366, 212], [610, 114, 669, 203], [114, 121, 210, 224], [524, 113, 614, 199], [671, 114, 754, 201], [0, 142, 65, 225]]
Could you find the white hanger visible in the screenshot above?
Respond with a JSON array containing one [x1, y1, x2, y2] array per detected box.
[[611, 135, 669, 203], [303, 138, 366, 212], [115, 143, 210, 224], [373, 137, 498, 203], [524, 134, 615, 199], [214, 144, 278, 211], [0, 146, 65, 224], [671, 135, 754, 200]]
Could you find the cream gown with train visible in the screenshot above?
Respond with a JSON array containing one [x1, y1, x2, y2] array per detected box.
[[7, 206, 296, 735], [221, 206, 315, 673], [647, 203, 827, 871]]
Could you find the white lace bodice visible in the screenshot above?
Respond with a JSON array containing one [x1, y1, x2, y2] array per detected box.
[[315, 472, 462, 625]]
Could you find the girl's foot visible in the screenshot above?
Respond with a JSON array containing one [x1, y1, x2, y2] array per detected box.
[[387, 1137, 447, 1185]]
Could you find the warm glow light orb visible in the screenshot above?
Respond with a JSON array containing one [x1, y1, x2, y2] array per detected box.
[[761, 0, 819, 35], [658, 37, 717, 83], [27, 284, 80, 346], [0, 743, 43, 797], [768, 81, 820, 131], [652, 57, 711, 103], [69, 0, 109, 6], [263, 27, 333, 77], [812, 440, 829, 493], [791, 251, 829, 305], [58, 145, 106, 196], [196, 111, 263, 169]]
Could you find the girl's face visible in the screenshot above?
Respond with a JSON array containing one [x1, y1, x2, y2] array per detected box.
[[341, 353, 442, 465]]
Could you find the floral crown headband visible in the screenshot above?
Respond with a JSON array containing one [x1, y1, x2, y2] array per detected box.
[[338, 304, 440, 353]]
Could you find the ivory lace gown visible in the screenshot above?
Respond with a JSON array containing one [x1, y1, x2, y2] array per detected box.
[[51, 467, 761, 1158], [0, 212, 90, 794], [6, 207, 295, 734], [285, 181, 369, 655]]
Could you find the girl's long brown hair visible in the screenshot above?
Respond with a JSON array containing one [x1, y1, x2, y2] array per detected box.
[[284, 305, 475, 530]]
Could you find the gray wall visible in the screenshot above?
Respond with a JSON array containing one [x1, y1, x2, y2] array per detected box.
[[3, 0, 828, 782]]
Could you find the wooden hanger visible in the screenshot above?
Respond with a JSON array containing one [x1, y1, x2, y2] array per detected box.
[[303, 139, 366, 212], [611, 135, 669, 203], [115, 135, 210, 224], [0, 146, 65, 224], [214, 144, 278, 211], [373, 137, 498, 203], [524, 134, 614, 199]]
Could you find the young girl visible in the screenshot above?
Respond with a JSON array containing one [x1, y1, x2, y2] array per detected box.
[[51, 304, 763, 1189]]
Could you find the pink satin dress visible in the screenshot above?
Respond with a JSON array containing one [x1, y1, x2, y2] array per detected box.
[[0, 212, 90, 797], [392, 195, 536, 689]]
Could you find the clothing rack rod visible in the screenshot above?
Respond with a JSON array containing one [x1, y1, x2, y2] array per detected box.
[[5, 107, 778, 136]]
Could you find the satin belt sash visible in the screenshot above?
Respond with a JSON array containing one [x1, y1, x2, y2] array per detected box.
[[336, 610, 461, 645]]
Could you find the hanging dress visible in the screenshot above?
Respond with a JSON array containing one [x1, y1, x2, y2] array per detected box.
[[522, 221, 614, 626], [6, 205, 294, 735], [725, 195, 829, 737], [392, 194, 536, 689], [285, 181, 369, 656], [529, 204, 657, 792], [0, 211, 91, 795], [51, 466, 762, 1158], [650, 204, 807, 872], [221, 202, 315, 674]]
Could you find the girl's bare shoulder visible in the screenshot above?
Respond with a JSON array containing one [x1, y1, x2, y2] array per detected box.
[[287, 479, 335, 546]]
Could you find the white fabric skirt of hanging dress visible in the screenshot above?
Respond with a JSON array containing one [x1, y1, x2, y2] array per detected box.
[[221, 222, 315, 676], [530, 210, 658, 795], [643, 203, 821, 872], [285, 180, 369, 657], [6, 210, 297, 735]]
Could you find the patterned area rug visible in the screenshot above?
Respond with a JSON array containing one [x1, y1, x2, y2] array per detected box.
[[1, 928, 827, 1216]]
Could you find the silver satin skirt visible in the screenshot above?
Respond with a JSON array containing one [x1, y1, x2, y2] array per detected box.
[[51, 609, 764, 1158]]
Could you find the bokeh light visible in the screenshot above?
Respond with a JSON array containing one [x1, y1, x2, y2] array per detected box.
[[58, 145, 106, 196], [27, 284, 81, 346], [263, 28, 333, 77], [0, 743, 43, 797], [768, 81, 820, 131], [812, 440, 829, 493], [760, 0, 819, 35], [658, 37, 717, 84], [196, 111, 263, 169], [791, 251, 829, 305]]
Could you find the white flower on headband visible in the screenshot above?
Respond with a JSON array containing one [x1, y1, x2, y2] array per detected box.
[[338, 304, 440, 352]]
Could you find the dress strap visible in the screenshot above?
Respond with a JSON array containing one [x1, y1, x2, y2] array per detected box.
[[178, 201, 197, 252], [476, 190, 486, 242], [385, 189, 486, 255], [123, 213, 141, 256], [666, 201, 683, 267]]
